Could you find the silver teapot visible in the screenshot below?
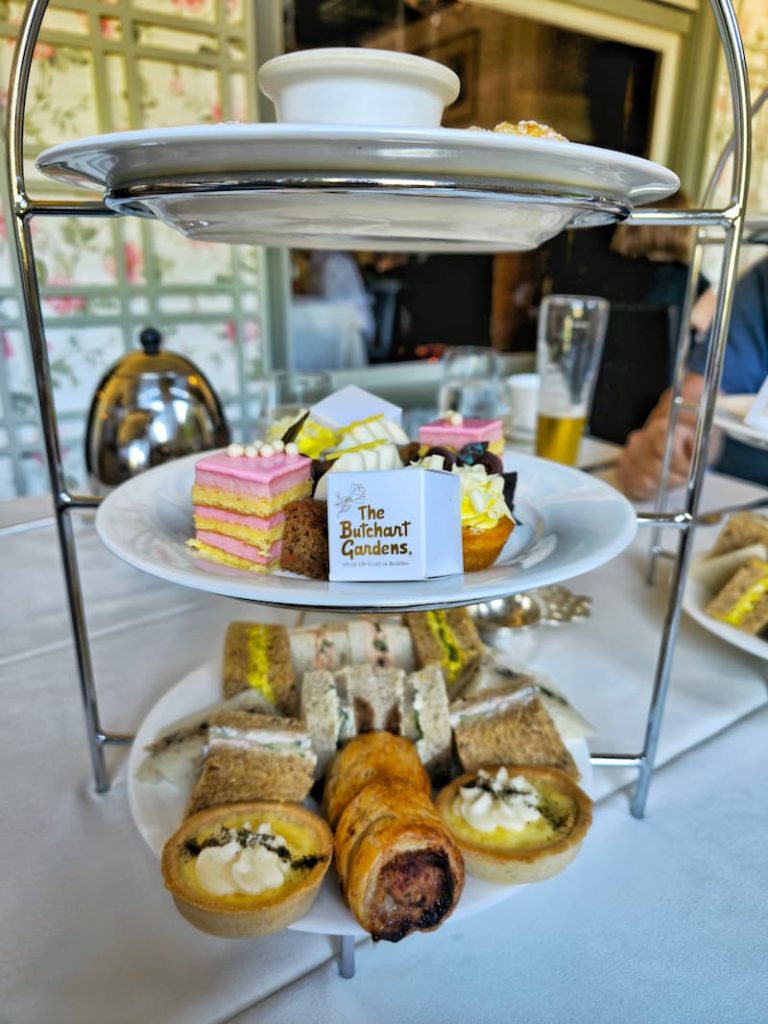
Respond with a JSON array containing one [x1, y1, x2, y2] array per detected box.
[[85, 327, 230, 491]]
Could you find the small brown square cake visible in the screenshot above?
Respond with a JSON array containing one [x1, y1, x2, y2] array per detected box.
[[279, 499, 329, 581]]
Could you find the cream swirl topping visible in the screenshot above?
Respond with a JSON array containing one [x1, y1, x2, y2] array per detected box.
[[453, 767, 542, 833], [195, 822, 291, 896]]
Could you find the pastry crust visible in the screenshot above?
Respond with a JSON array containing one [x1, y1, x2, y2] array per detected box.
[[323, 731, 431, 828], [462, 516, 514, 572], [435, 766, 592, 884], [162, 801, 332, 938], [334, 779, 465, 942]]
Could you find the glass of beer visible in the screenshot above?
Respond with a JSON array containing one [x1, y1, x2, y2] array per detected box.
[[535, 295, 609, 465]]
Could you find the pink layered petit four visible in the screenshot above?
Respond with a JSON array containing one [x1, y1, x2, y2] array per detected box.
[[188, 442, 312, 573], [419, 413, 504, 455]]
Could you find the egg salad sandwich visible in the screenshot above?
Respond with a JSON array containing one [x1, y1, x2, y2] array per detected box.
[[705, 556, 768, 636]]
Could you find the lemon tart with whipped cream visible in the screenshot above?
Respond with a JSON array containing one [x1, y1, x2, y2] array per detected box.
[[162, 801, 332, 937], [435, 765, 592, 884]]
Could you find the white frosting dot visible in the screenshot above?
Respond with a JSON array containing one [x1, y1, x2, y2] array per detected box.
[[259, 443, 275, 457], [227, 443, 244, 458], [272, 439, 285, 453], [447, 411, 464, 426], [244, 444, 257, 458], [285, 442, 299, 456]]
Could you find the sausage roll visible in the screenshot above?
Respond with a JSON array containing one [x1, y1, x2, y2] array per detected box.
[[323, 731, 431, 829], [334, 778, 465, 942]]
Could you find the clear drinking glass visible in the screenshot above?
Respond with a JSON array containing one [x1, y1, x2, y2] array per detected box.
[[535, 295, 609, 465], [438, 346, 502, 419], [266, 369, 333, 422]]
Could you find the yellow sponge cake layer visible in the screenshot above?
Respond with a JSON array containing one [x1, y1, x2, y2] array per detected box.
[[192, 480, 311, 517], [187, 538, 279, 574]]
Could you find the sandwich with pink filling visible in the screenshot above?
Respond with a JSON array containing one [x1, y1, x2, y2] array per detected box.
[[188, 441, 312, 573], [419, 411, 504, 456]]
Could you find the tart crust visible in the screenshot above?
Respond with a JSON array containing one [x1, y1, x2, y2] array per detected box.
[[161, 801, 333, 938], [434, 765, 592, 884]]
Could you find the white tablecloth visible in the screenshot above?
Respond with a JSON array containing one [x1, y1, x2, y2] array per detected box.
[[1, 460, 766, 1023]]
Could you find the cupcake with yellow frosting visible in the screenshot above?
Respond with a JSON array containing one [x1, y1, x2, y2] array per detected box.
[[452, 464, 514, 571]]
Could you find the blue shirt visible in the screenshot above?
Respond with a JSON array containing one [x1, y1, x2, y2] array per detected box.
[[689, 257, 768, 486]]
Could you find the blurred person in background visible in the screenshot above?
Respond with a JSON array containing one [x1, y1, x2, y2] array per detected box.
[[617, 254, 768, 497]]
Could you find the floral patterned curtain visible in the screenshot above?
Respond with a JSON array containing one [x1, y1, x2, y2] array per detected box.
[[0, 0, 264, 497]]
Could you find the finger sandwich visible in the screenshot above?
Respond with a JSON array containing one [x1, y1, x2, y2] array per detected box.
[[222, 622, 297, 714], [705, 556, 768, 636], [404, 608, 483, 695], [300, 663, 452, 782], [185, 712, 316, 817], [450, 687, 579, 779]]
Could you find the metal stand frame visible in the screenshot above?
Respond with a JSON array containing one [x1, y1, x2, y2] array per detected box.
[[4, 0, 751, 979]]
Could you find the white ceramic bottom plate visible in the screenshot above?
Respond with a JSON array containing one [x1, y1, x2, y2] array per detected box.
[[95, 450, 637, 612], [682, 553, 768, 661], [128, 658, 593, 937], [107, 187, 608, 252], [713, 394, 768, 451]]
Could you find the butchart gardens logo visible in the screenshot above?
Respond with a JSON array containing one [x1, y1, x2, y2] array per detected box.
[[333, 483, 413, 561], [334, 482, 366, 516]]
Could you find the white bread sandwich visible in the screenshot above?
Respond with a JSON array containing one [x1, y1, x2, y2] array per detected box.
[[300, 663, 452, 783], [400, 663, 452, 784]]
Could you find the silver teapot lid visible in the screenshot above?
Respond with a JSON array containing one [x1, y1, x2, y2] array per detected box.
[[85, 326, 230, 491], [108, 326, 202, 379]]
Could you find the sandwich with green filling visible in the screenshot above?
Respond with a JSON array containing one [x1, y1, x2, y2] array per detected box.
[[403, 608, 483, 696], [185, 711, 316, 816]]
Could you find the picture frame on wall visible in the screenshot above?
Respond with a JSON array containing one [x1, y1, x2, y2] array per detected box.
[[417, 29, 480, 127]]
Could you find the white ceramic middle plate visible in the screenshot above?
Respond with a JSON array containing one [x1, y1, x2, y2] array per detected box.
[[127, 657, 593, 937], [713, 394, 768, 451], [682, 553, 768, 661], [36, 123, 679, 200], [36, 124, 678, 251], [94, 450, 638, 613]]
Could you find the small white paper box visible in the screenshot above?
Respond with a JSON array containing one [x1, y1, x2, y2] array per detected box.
[[326, 468, 462, 581], [310, 385, 403, 429], [744, 375, 768, 432]]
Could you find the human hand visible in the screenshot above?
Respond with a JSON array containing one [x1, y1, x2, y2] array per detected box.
[[616, 415, 696, 500]]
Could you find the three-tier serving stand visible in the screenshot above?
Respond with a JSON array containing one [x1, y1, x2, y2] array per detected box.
[[4, 0, 753, 979]]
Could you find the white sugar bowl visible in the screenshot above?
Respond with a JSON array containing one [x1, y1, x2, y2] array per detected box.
[[257, 47, 460, 128]]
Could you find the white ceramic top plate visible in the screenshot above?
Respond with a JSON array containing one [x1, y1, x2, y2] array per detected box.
[[713, 394, 768, 451], [682, 553, 768, 661], [38, 124, 677, 251], [127, 657, 593, 936], [37, 123, 679, 203], [94, 450, 638, 612]]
